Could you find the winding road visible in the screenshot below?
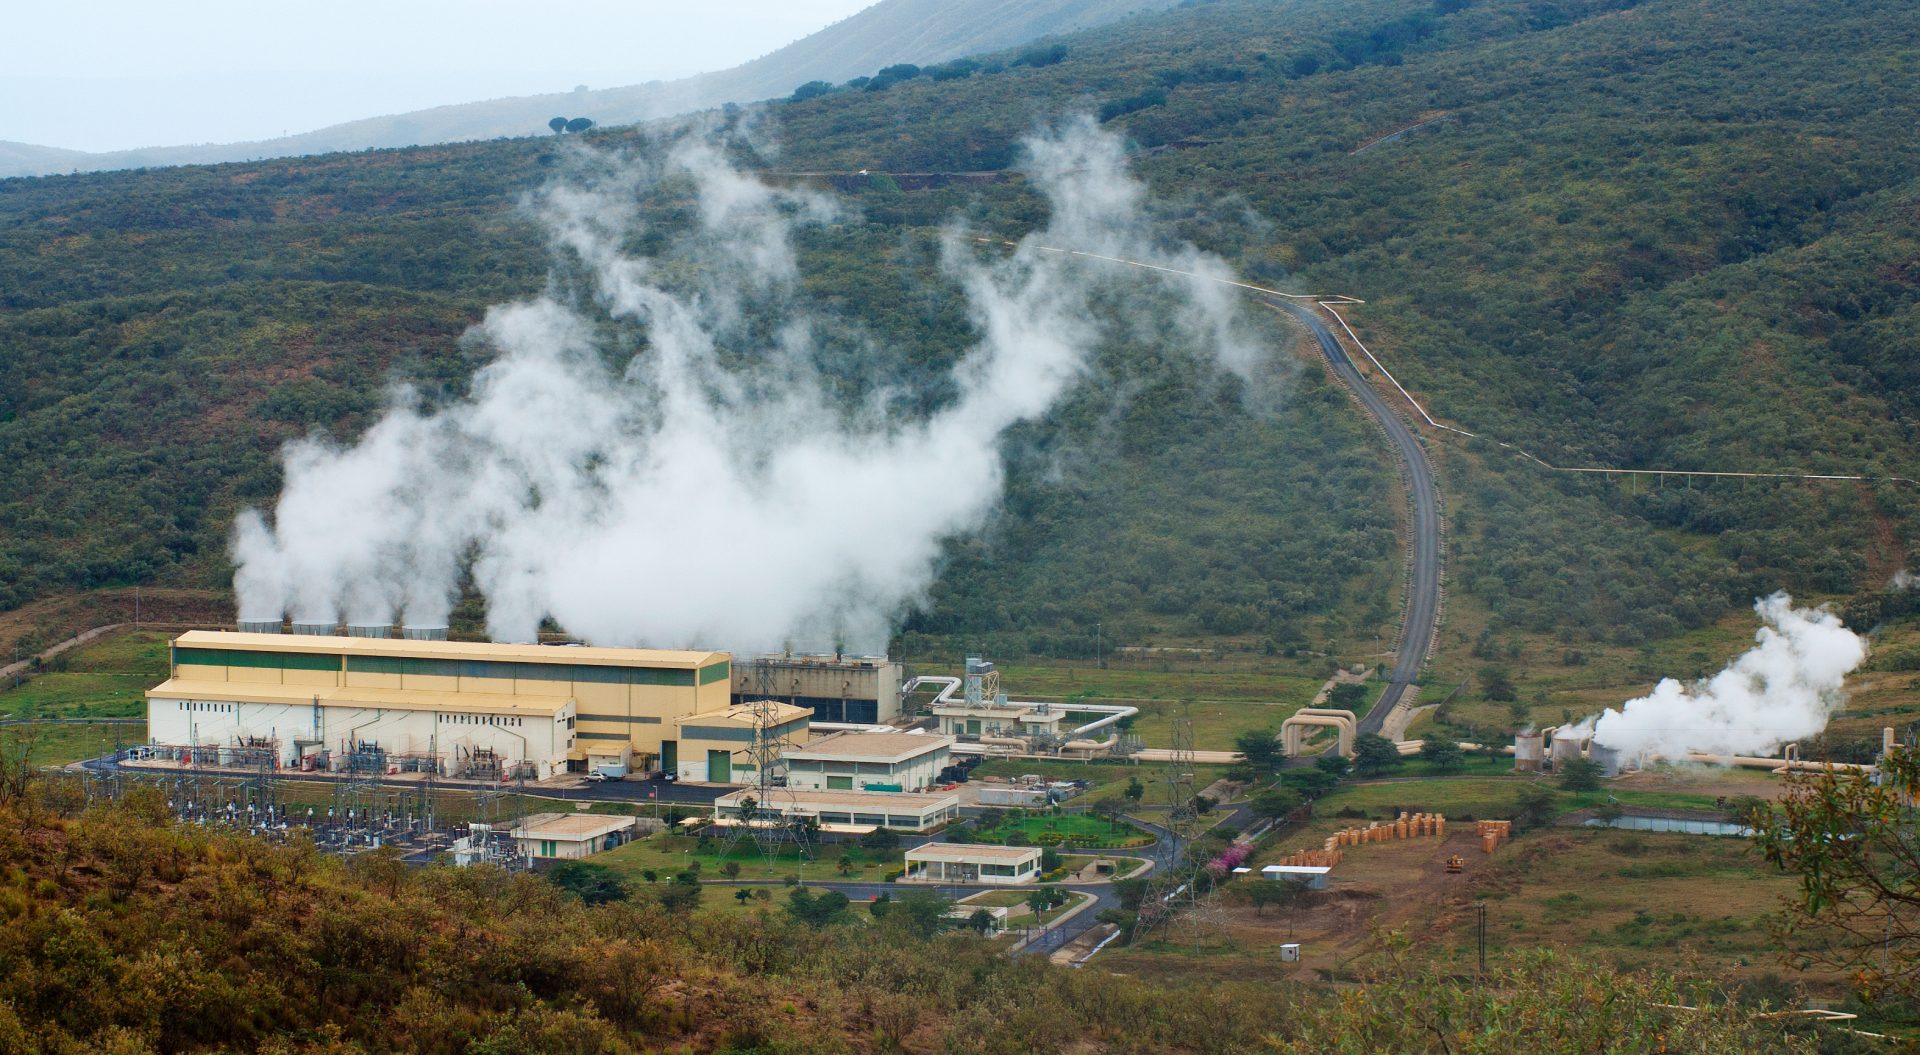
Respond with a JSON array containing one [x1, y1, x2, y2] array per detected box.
[[1261, 298, 1441, 736]]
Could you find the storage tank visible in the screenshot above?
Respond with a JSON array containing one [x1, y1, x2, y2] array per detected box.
[[403, 625, 450, 641], [1589, 744, 1625, 777], [1513, 731, 1545, 772], [237, 619, 284, 634], [1549, 728, 1589, 766]]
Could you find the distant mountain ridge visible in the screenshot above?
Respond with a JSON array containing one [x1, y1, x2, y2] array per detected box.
[[0, 0, 1181, 180]]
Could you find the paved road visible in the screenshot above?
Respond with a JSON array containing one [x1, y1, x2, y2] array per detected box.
[[1265, 297, 1441, 736]]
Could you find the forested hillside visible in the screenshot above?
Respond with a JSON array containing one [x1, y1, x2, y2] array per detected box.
[[2, 0, 1916, 659], [0, 790, 1814, 1053]]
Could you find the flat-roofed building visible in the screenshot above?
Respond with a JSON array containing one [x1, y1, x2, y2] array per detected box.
[[782, 731, 952, 793], [930, 699, 1065, 740], [145, 630, 736, 779], [904, 843, 1043, 885], [671, 701, 812, 784], [712, 787, 959, 833], [731, 653, 903, 724], [512, 812, 636, 859]]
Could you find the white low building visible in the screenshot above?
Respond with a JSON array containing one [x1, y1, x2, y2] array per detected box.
[[712, 787, 960, 833], [781, 731, 953, 793], [512, 813, 636, 860], [1261, 864, 1331, 890], [904, 843, 1043, 885]]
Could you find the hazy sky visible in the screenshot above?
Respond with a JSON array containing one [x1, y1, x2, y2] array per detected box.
[[3, 0, 878, 153]]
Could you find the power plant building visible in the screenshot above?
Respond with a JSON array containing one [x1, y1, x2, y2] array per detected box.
[[781, 731, 953, 793], [731, 653, 903, 725], [143, 631, 789, 782]]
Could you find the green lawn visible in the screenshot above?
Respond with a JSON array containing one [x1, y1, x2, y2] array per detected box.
[[3, 722, 137, 766], [970, 759, 1234, 811], [2, 628, 172, 720], [988, 663, 1324, 706], [971, 811, 1154, 849], [960, 889, 1035, 908], [593, 832, 902, 884]]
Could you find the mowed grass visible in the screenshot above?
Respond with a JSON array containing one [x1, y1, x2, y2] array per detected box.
[[2, 628, 173, 719], [972, 811, 1154, 848], [990, 662, 1324, 706], [2, 722, 137, 766], [969, 759, 1233, 810], [594, 832, 901, 885]]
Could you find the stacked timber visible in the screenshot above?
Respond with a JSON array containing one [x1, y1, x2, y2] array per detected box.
[[1476, 819, 1512, 854]]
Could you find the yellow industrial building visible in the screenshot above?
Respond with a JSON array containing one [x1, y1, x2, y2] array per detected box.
[[144, 630, 809, 782]]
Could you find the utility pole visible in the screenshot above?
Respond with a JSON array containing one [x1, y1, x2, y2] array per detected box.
[[1095, 622, 1103, 669], [1476, 902, 1488, 978]]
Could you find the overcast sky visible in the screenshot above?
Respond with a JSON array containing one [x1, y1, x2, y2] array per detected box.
[[3, 0, 878, 153]]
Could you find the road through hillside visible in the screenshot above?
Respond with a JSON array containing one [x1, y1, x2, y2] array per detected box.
[[1262, 298, 1440, 736]]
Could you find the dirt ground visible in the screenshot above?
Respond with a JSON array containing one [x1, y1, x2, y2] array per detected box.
[[1100, 822, 1840, 996]]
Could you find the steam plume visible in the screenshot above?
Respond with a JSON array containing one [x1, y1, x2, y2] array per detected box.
[[1580, 593, 1866, 759], [1894, 569, 1916, 591], [232, 118, 1262, 651]]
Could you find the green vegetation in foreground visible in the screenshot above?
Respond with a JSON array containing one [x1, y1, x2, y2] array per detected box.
[[0, 723, 134, 767]]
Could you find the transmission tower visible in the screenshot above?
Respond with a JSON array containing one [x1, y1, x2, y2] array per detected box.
[[718, 697, 814, 867], [1166, 707, 1198, 832]]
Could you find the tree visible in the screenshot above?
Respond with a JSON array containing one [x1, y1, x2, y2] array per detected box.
[[734, 888, 753, 905], [1123, 777, 1145, 806], [1234, 729, 1283, 771], [1352, 734, 1403, 775], [967, 907, 996, 934], [640, 869, 658, 884], [721, 860, 741, 880], [1040, 845, 1063, 873], [655, 873, 702, 914], [1281, 768, 1340, 797], [547, 116, 567, 134], [1250, 788, 1303, 821], [1327, 681, 1369, 711], [1247, 880, 1302, 915], [1752, 748, 1920, 999], [1480, 666, 1517, 702], [1314, 753, 1351, 778], [790, 80, 832, 101], [859, 826, 900, 850], [1418, 737, 1466, 773], [1112, 877, 1150, 911], [888, 891, 952, 939], [1512, 783, 1558, 830], [564, 117, 594, 133], [1558, 757, 1603, 792], [546, 861, 629, 905], [836, 855, 853, 877], [785, 887, 851, 927]]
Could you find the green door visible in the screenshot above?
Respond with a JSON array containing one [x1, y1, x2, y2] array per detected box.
[[660, 740, 677, 775], [966, 719, 981, 735], [707, 749, 730, 783]]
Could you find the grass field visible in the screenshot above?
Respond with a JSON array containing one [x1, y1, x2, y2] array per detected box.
[[969, 759, 1234, 810], [1, 628, 171, 720], [970, 811, 1155, 849], [593, 831, 901, 885]]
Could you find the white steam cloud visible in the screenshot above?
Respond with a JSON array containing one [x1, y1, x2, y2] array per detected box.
[[1578, 592, 1867, 760], [1894, 569, 1916, 591], [232, 117, 1262, 651]]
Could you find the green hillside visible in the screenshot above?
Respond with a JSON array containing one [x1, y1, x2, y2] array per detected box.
[[2, 0, 1916, 663]]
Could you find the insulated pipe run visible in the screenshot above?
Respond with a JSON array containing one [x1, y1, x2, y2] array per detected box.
[[1682, 752, 1877, 774]]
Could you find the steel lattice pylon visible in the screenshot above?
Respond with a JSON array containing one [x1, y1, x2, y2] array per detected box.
[[716, 697, 815, 868]]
